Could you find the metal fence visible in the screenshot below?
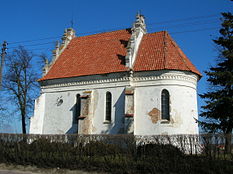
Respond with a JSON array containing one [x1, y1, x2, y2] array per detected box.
[[0, 133, 232, 173], [0, 133, 232, 158]]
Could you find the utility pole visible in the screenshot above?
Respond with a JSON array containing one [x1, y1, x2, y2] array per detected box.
[[0, 41, 7, 89]]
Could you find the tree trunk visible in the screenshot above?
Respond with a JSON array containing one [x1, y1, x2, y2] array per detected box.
[[21, 110, 26, 134]]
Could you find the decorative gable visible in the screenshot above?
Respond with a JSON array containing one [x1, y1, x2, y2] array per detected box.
[[40, 14, 201, 82], [125, 13, 147, 68]]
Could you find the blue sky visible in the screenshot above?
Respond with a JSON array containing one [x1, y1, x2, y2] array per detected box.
[[0, 0, 232, 133]]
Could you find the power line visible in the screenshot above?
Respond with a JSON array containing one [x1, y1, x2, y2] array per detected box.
[[6, 14, 220, 46], [4, 26, 219, 59], [148, 20, 219, 30], [7, 24, 219, 50], [170, 27, 218, 35], [7, 25, 218, 50], [9, 27, 218, 51], [77, 14, 219, 36], [8, 36, 60, 45], [76, 26, 129, 36], [8, 41, 55, 50], [7, 26, 218, 50], [147, 14, 219, 26], [6, 47, 53, 56]]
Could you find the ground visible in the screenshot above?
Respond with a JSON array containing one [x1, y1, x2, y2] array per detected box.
[[0, 164, 103, 174]]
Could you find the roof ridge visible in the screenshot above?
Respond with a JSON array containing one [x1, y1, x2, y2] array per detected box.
[[75, 28, 131, 38], [74, 30, 165, 41]]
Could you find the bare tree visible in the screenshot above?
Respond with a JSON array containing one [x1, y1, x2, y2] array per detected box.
[[2, 46, 39, 134], [0, 105, 6, 129]]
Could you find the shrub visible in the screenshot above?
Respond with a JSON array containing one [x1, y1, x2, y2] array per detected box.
[[137, 143, 184, 158]]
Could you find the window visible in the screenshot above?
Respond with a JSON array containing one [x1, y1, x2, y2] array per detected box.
[[161, 89, 170, 120], [105, 92, 112, 122], [76, 94, 81, 118]]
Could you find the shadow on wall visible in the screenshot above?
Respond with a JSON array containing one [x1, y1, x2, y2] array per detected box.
[[66, 90, 125, 135], [66, 104, 78, 134], [101, 91, 125, 134]]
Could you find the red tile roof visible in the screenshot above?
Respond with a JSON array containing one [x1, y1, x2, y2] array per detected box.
[[40, 29, 201, 81], [134, 31, 201, 76]]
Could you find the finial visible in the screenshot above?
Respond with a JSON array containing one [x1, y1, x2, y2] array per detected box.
[[61, 28, 75, 46], [133, 12, 147, 34], [56, 41, 60, 49], [129, 69, 134, 78]]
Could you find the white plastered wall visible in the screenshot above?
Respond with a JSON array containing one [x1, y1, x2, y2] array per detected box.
[[30, 71, 199, 135], [133, 71, 199, 135], [29, 93, 46, 134], [30, 79, 129, 135], [91, 87, 125, 134]]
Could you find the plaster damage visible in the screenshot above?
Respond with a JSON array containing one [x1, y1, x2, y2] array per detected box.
[[148, 108, 160, 124], [124, 87, 134, 134], [78, 91, 92, 134]]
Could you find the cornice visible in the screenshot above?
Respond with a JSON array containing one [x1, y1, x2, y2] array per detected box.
[[133, 74, 197, 84], [41, 77, 130, 89], [41, 73, 197, 89]]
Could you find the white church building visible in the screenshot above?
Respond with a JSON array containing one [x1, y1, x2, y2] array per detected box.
[[30, 14, 202, 135]]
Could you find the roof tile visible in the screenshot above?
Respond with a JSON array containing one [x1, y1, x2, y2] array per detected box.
[[40, 29, 201, 81]]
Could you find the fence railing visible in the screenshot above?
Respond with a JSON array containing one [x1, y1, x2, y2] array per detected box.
[[0, 133, 232, 173], [0, 133, 232, 157]]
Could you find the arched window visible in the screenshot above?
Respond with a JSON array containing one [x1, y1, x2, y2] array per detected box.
[[76, 94, 81, 118], [161, 89, 170, 120], [105, 92, 112, 122]]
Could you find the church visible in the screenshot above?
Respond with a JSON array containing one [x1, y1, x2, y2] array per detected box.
[[30, 14, 202, 135]]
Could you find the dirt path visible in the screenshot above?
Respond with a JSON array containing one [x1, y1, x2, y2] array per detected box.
[[0, 164, 103, 174], [0, 169, 102, 174], [0, 170, 38, 174]]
